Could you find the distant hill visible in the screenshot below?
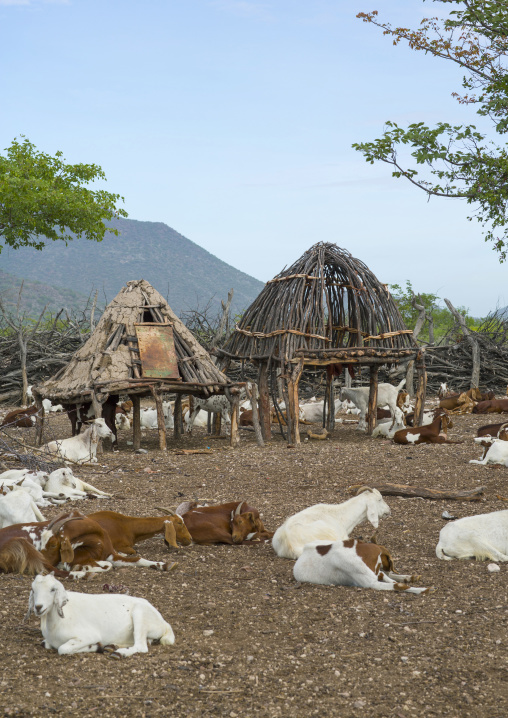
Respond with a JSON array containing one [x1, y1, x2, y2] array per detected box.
[[0, 270, 95, 317], [0, 218, 264, 316]]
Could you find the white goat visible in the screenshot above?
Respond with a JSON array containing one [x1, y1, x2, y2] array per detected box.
[[41, 418, 113, 464], [299, 398, 344, 424], [340, 379, 406, 431], [27, 574, 175, 657], [372, 408, 406, 439], [469, 438, 508, 467], [140, 403, 173, 431], [272, 488, 391, 560], [436, 510, 508, 561], [44, 468, 111, 498], [294, 539, 431, 594], [0, 489, 45, 528], [115, 413, 131, 431]]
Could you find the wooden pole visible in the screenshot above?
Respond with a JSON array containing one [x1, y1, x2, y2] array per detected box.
[[213, 412, 222, 436], [130, 394, 141, 451], [32, 389, 44, 447], [287, 360, 304, 445], [367, 365, 379, 435], [174, 395, 183, 438], [414, 355, 427, 426], [229, 395, 240, 447], [91, 391, 104, 455], [245, 381, 264, 447], [325, 374, 335, 433], [258, 362, 272, 441], [151, 386, 167, 451]]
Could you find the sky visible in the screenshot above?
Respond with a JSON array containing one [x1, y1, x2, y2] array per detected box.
[[0, 0, 506, 316]]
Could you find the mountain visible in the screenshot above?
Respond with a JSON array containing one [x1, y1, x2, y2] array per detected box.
[[0, 270, 95, 317], [0, 218, 264, 316]]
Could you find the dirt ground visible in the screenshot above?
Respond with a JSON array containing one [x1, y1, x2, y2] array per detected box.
[[0, 402, 507, 718]]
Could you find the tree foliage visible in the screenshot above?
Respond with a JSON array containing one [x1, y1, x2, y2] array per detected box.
[[390, 280, 478, 344], [0, 137, 127, 252], [353, 1, 508, 259]]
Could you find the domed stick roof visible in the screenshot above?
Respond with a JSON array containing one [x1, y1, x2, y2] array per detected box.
[[222, 243, 418, 364]]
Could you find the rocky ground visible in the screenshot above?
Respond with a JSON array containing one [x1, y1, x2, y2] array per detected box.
[[0, 403, 507, 718]]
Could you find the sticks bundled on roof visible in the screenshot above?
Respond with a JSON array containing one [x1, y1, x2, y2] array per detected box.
[[221, 243, 418, 364]]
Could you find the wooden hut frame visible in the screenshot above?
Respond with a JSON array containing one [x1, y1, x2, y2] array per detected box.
[[219, 243, 424, 444], [34, 280, 242, 450]]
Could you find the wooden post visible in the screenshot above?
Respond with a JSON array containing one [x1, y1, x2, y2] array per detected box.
[[367, 365, 379, 435], [151, 386, 167, 451], [325, 373, 335, 433], [414, 355, 427, 426], [258, 362, 272, 441], [32, 389, 44, 447], [91, 391, 104, 454], [174, 394, 183, 438], [287, 360, 304, 445], [213, 412, 222, 436], [229, 395, 240, 447], [245, 381, 264, 447], [130, 394, 141, 450]]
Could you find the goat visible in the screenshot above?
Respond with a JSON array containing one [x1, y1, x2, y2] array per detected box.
[[0, 476, 53, 509], [0, 489, 46, 528], [470, 437, 508, 467], [438, 387, 491, 412], [41, 418, 113, 463], [0, 515, 72, 577], [340, 379, 406, 430], [393, 411, 460, 445], [139, 403, 173, 431], [0, 405, 39, 428], [299, 398, 344, 424], [86, 510, 192, 554], [372, 408, 406, 439], [176, 501, 272, 545], [63, 395, 121, 451], [294, 538, 431, 594], [43, 468, 111, 499], [27, 574, 175, 657], [405, 407, 441, 427], [476, 422, 508, 441], [473, 399, 508, 415], [272, 488, 391, 560], [438, 383, 453, 399], [186, 395, 232, 434], [436, 510, 508, 561]]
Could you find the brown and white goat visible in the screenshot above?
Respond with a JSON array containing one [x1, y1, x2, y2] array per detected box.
[[0, 405, 39, 428], [293, 538, 432, 594], [393, 411, 461, 445]]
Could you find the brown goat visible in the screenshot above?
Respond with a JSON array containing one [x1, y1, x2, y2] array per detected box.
[[473, 399, 508, 415], [87, 511, 192, 554], [0, 405, 39, 428], [179, 501, 272, 545]]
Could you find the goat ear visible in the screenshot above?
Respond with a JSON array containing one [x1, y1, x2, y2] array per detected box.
[[164, 521, 178, 549], [55, 583, 68, 618], [24, 590, 34, 622]]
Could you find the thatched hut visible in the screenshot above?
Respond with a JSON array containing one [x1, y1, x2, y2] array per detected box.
[[219, 243, 424, 444], [34, 280, 241, 450]]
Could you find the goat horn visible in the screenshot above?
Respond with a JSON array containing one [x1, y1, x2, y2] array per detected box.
[[47, 511, 84, 535], [355, 486, 374, 496], [234, 501, 245, 516], [155, 507, 176, 516]]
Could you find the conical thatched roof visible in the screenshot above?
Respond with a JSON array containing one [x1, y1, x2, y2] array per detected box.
[[221, 243, 418, 364], [37, 279, 230, 402]]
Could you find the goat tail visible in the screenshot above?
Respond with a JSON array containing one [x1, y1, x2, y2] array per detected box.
[[0, 538, 67, 577]]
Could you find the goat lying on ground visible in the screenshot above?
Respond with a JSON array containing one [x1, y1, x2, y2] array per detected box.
[[87, 510, 192, 553], [272, 488, 391, 559], [0, 489, 45, 528], [477, 422, 508, 439], [469, 437, 508, 466], [372, 408, 406, 438], [393, 411, 460, 445], [44, 468, 111, 498], [340, 379, 406, 430], [0, 405, 39, 428], [405, 407, 441, 427], [41, 419, 114, 463], [473, 399, 508, 415], [294, 538, 432, 594], [176, 501, 273, 545], [436, 510, 508, 561], [439, 388, 493, 412], [63, 395, 123, 451], [140, 402, 174, 431], [27, 574, 175, 657]]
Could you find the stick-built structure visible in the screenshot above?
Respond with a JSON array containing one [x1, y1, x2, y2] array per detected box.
[[219, 243, 425, 444], [33, 280, 242, 450]]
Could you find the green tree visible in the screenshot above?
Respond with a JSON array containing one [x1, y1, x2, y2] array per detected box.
[[0, 136, 127, 252], [353, 1, 508, 259]]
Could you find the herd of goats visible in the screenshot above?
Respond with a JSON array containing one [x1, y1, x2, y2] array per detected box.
[[0, 377, 507, 658]]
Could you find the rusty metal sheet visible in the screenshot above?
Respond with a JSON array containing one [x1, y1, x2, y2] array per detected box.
[[134, 324, 180, 379]]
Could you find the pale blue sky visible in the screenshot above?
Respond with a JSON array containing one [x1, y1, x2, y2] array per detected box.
[[0, 0, 505, 315]]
